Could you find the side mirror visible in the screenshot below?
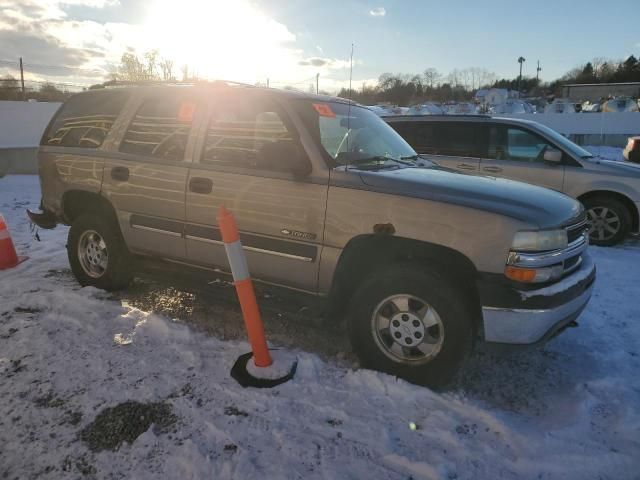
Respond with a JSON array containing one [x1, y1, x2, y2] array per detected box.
[[543, 148, 562, 163], [259, 141, 312, 177]]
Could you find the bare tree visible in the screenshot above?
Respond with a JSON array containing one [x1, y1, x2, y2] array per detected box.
[[159, 58, 175, 81], [423, 68, 441, 88]]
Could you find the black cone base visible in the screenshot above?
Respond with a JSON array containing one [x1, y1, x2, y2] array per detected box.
[[231, 352, 297, 388]]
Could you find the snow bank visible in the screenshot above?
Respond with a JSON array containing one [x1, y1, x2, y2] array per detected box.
[[1, 175, 639, 479]]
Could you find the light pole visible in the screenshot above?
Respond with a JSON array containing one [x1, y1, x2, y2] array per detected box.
[[517, 56, 526, 98]]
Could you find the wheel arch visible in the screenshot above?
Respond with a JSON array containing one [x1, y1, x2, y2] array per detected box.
[[62, 190, 121, 230], [578, 190, 639, 232], [325, 234, 482, 331]]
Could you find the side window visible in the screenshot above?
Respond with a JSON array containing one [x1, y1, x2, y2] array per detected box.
[[201, 97, 294, 170], [436, 123, 482, 157], [42, 91, 128, 148], [120, 97, 196, 161], [391, 123, 438, 154], [488, 126, 552, 162]]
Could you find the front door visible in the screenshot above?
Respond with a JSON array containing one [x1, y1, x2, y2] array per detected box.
[[184, 92, 327, 291], [478, 125, 565, 191], [101, 92, 202, 259]]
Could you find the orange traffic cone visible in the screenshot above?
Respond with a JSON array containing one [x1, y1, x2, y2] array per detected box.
[[0, 214, 27, 270]]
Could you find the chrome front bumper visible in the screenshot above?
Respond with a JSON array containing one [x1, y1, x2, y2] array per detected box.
[[481, 256, 595, 345]]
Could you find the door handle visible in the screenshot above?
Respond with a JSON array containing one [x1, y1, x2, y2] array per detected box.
[[483, 166, 503, 173], [111, 166, 129, 182], [189, 177, 213, 194], [457, 163, 477, 170]]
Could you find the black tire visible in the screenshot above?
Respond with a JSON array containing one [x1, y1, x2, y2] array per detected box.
[[348, 265, 474, 388], [67, 213, 132, 290], [583, 196, 631, 246]]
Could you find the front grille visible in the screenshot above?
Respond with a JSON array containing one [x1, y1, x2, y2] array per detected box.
[[567, 219, 588, 244]]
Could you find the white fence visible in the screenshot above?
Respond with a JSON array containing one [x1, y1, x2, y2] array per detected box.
[[0, 101, 61, 149], [497, 112, 640, 136]]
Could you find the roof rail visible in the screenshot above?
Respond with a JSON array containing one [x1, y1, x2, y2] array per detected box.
[[99, 79, 256, 89], [383, 114, 491, 119]]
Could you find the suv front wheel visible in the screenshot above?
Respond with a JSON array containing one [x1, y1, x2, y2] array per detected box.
[[348, 265, 473, 388], [67, 214, 133, 290]]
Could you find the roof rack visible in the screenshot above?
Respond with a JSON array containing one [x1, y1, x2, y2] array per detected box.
[[99, 79, 256, 89]]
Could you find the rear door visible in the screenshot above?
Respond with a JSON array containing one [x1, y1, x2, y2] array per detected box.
[[184, 91, 327, 291], [391, 121, 482, 173], [479, 124, 564, 191], [101, 90, 202, 259]]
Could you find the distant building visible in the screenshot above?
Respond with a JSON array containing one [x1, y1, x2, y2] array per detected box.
[[561, 82, 640, 102]]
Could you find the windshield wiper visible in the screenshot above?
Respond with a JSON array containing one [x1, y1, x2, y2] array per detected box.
[[345, 156, 401, 170]]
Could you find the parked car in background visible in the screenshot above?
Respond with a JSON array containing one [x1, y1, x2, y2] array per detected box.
[[624, 136, 640, 164], [544, 98, 576, 114], [601, 96, 639, 113], [29, 83, 595, 387], [386, 114, 640, 245]]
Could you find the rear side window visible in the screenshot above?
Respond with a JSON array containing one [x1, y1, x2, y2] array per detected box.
[[436, 123, 483, 157], [42, 91, 128, 148], [120, 97, 197, 161]]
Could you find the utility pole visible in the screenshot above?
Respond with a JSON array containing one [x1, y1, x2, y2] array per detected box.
[[266, 78, 269, 88], [536, 60, 542, 84], [19, 57, 25, 100], [517, 56, 526, 98], [316, 72, 319, 94]]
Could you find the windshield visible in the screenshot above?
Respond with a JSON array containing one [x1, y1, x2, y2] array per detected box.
[[533, 122, 594, 158], [295, 100, 419, 167]]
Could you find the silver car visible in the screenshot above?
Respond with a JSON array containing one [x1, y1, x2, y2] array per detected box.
[[386, 115, 640, 245]]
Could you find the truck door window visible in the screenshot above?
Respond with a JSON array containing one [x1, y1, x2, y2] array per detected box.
[[120, 97, 195, 161], [201, 98, 294, 171], [488, 126, 553, 162]]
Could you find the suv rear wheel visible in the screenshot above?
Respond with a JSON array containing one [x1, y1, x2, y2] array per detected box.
[[67, 214, 132, 290], [583, 196, 631, 246], [347, 265, 473, 388]]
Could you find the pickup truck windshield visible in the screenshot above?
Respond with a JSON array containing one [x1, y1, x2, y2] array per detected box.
[[295, 100, 418, 167]]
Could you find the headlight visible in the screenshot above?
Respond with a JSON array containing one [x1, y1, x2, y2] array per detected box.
[[512, 229, 568, 252]]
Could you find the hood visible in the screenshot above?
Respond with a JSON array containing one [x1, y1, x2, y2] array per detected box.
[[357, 167, 584, 229], [581, 158, 640, 178]]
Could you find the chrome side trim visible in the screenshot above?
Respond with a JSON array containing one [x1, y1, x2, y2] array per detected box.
[[132, 224, 182, 237], [507, 234, 588, 268], [482, 280, 594, 344], [242, 245, 313, 263], [184, 235, 313, 262]]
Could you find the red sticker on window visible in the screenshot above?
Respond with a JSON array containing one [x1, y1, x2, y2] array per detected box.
[[312, 103, 336, 118], [178, 102, 196, 122]]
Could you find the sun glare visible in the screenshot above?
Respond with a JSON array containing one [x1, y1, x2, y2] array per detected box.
[[141, 0, 297, 83]]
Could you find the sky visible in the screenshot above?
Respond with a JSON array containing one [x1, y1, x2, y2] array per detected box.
[[0, 0, 637, 93]]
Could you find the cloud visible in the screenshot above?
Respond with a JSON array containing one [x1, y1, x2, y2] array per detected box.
[[369, 7, 386, 17], [297, 57, 351, 69], [0, 0, 362, 89]]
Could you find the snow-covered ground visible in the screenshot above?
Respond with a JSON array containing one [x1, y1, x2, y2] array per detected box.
[[584, 146, 625, 162], [1, 175, 639, 479]]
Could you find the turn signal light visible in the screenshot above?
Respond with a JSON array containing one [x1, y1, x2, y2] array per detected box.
[[504, 266, 537, 282]]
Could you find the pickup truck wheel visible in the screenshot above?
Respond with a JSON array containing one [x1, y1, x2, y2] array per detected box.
[[348, 265, 473, 388], [583, 196, 631, 246], [67, 214, 132, 291]]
